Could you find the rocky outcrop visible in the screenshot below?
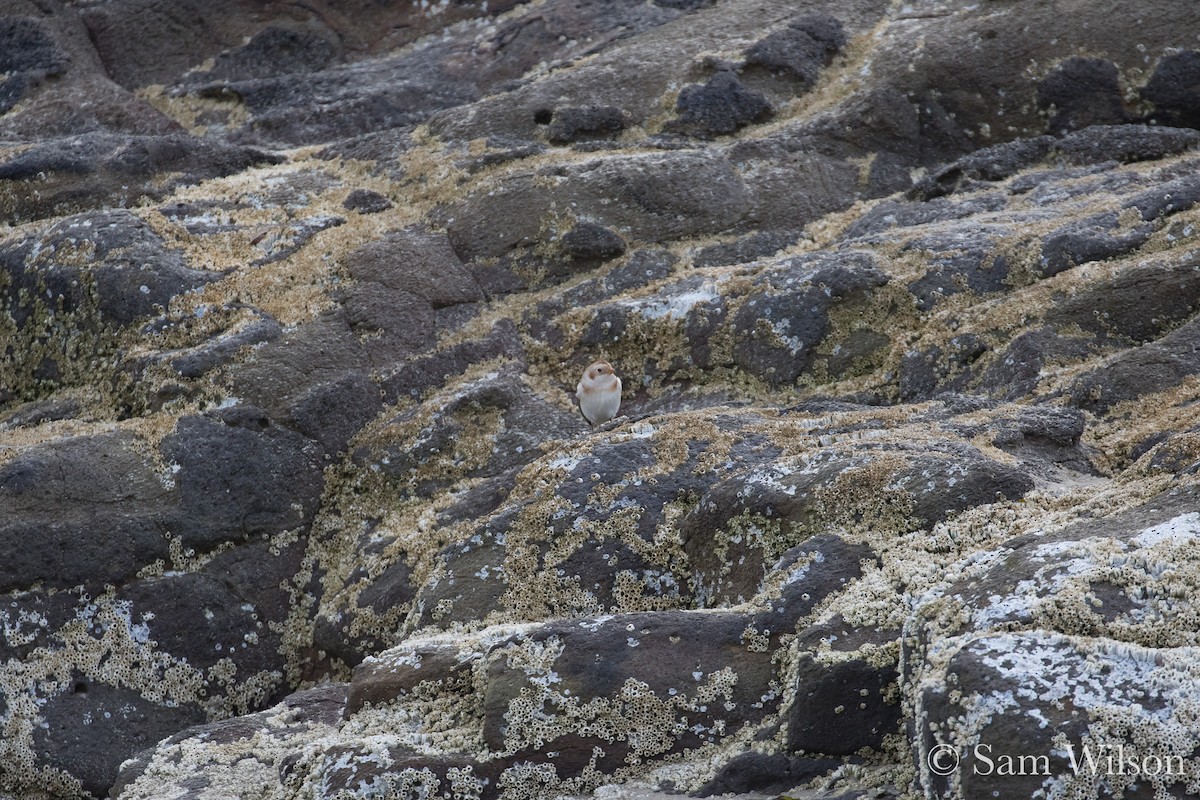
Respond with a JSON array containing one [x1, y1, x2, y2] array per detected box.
[[2, 0, 1200, 798]]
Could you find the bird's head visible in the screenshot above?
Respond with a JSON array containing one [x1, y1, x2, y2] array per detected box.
[[586, 361, 615, 382]]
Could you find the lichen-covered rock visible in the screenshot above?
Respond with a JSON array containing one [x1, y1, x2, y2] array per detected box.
[[730, 251, 889, 384], [915, 633, 1200, 800], [110, 684, 350, 800], [441, 150, 751, 266], [1068, 318, 1200, 413], [0, 209, 221, 404], [0, 16, 70, 114], [0, 133, 280, 223], [5, 0, 1200, 798], [681, 444, 1033, 606], [906, 487, 1200, 798]]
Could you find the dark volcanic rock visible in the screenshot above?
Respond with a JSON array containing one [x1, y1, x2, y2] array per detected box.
[[6, 210, 218, 328], [10, 1, 1200, 799], [904, 228, 1011, 310], [917, 632, 1200, 800], [121, 0, 702, 147], [1054, 125, 1200, 167], [899, 336, 991, 401], [0, 430, 171, 592], [1142, 50, 1200, 129], [1052, 257, 1200, 343], [480, 610, 785, 778], [165, 307, 284, 380], [0, 16, 70, 113], [908, 137, 1056, 200], [341, 188, 392, 214], [683, 446, 1031, 606], [560, 222, 627, 263], [1038, 57, 1129, 134], [117, 572, 273, 672], [1068, 317, 1200, 413], [545, 106, 629, 144], [111, 684, 350, 798], [1125, 171, 1200, 222], [187, 25, 342, 84], [162, 410, 325, 551], [1039, 211, 1153, 277], [731, 251, 888, 385], [346, 227, 484, 309], [693, 231, 800, 267], [0, 211, 224, 405], [346, 638, 476, 715], [442, 150, 750, 265], [667, 71, 773, 138], [288, 370, 382, 456], [698, 751, 842, 796], [366, 371, 585, 497], [743, 13, 847, 87], [36, 680, 205, 799], [381, 319, 526, 403], [787, 654, 900, 755], [0, 133, 281, 224]]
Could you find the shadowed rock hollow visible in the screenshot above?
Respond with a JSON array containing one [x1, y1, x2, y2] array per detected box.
[[2, 1, 1200, 798]]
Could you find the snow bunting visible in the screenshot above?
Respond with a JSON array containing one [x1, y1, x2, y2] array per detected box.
[[576, 360, 621, 425]]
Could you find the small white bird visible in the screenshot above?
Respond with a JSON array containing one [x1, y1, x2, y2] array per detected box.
[[576, 360, 622, 425]]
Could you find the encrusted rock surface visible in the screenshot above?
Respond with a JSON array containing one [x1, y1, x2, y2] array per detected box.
[[3, 1, 1200, 798]]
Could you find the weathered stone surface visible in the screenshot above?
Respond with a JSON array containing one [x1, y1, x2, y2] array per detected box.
[[110, 684, 350, 800], [1142, 50, 1200, 129], [560, 222, 627, 263], [683, 446, 1031, 606], [341, 188, 392, 214], [1039, 211, 1153, 277], [162, 410, 325, 551], [186, 25, 342, 84], [442, 150, 751, 265], [0, 16, 70, 113], [696, 751, 842, 796], [743, 14, 846, 88], [916, 632, 1200, 800], [1051, 258, 1200, 343], [480, 611, 786, 780], [903, 228, 1011, 310], [0, 133, 280, 223], [787, 654, 899, 756], [907, 488, 1200, 797], [1038, 57, 1129, 134], [36, 680, 205, 799], [345, 227, 484, 310], [1069, 317, 1200, 413], [546, 106, 629, 144], [692, 230, 800, 268], [666, 71, 773, 138], [6, 1, 1200, 798], [0, 430, 171, 591], [0, 209, 222, 404], [731, 251, 889, 385]]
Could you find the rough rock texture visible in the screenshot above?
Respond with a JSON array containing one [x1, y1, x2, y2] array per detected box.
[[3, 0, 1200, 798]]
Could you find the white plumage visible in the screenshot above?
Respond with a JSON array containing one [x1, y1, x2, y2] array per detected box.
[[576, 360, 622, 425]]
